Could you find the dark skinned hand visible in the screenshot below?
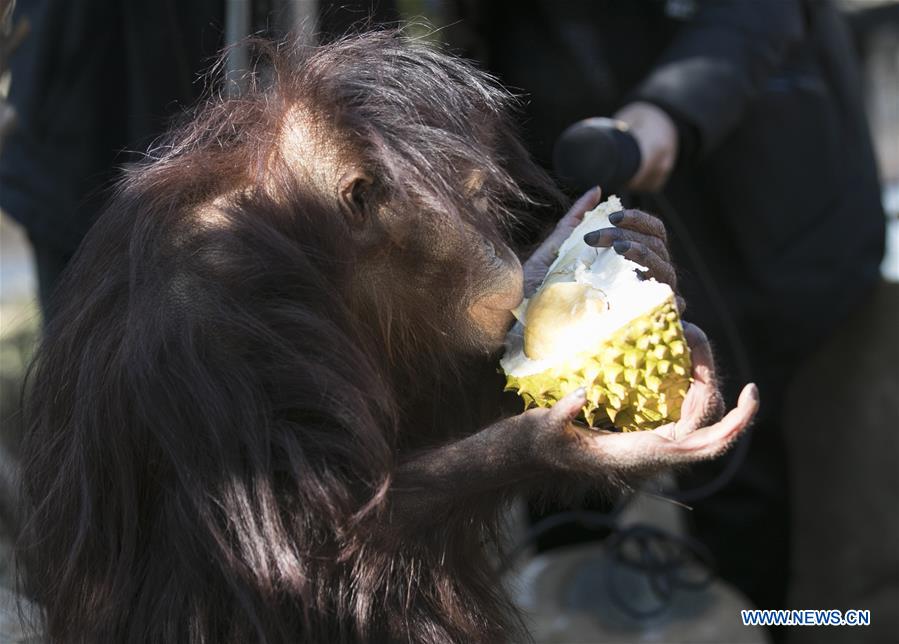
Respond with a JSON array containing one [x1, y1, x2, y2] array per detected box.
[[514, 189, 757, 468], [583, 207, 686, 313]]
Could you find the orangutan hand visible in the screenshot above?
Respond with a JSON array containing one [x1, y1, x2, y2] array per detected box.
[[614, 101, 679, 193], [531, 322, 757, 474], [522, 186, 602, 297], [583, 207, 685, 313], [391, 321, 755, 520]]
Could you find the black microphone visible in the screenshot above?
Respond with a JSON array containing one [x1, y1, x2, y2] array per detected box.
[[552, 117, 642, 195]]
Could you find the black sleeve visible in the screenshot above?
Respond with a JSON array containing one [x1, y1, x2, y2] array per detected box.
[[631, 0, 805, 156]]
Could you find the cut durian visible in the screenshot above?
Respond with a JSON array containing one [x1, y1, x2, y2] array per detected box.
[[501, 196, 691, 432]]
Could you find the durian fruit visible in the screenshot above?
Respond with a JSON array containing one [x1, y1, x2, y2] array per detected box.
[[500, 196, 691, 432]]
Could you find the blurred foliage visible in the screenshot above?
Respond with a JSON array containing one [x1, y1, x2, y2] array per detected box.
[[0, 301, 38, 454]]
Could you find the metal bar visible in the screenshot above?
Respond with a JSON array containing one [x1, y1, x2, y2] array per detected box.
[[225, 0, 252, 94]]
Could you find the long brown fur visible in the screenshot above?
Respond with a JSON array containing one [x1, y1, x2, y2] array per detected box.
[[17, 31, 563, 643]]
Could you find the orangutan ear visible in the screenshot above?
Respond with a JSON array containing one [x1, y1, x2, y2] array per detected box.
[[338, 170, 375, 229]]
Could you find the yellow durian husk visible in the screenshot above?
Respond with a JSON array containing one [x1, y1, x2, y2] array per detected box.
[[504, 295, 690, 431], [501, 195, 692, 432]]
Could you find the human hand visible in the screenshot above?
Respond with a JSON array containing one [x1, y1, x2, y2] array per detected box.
[[614, 102, 678, 192]]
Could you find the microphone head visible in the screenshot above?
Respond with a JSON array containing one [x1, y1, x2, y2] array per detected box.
[[553, 117, 640, 194]]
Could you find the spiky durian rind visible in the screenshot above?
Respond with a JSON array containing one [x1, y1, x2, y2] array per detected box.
[[504, 296, 691, 432]]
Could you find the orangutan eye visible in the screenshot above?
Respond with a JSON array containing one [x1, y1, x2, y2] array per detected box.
[[481, 237, 507, 269]]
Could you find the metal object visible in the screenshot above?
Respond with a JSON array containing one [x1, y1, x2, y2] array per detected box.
[[223, 0, 319, 95]]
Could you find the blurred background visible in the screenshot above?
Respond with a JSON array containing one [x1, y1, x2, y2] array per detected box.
[[1, 1, 897, 642]]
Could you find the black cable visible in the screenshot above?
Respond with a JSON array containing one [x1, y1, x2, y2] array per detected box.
[[499, 508, 718, 620], [606, 522, 716, 620]]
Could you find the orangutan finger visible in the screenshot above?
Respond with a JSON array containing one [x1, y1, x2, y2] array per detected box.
[[573, 186, 604, 217], [548, 387, 588, 426], [558, 187, 603, 230], [608, 209, 668, 243], [612, 240, 677, 289], [682, 322, 715, 382], [583, 227, 669, 261], [665, 383, 758, 462]]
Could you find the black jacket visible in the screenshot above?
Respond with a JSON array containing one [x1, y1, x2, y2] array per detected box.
[[0, 0, 223, 255], [468, 0, 886, 358]]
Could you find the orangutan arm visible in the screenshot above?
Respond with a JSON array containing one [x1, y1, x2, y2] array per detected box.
[[389, 325, 758, 523]]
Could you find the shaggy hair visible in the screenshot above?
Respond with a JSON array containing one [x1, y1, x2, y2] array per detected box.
[[17, 30, 561, 643]]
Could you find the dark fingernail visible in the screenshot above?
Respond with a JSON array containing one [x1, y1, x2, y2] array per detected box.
[[585, 228, 619, 246], [608, 210, 625, 225], [613, 240, 630, 254]]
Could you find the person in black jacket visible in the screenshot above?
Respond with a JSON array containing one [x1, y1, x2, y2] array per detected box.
[[449, 0, 886, 612], [0, 0, 225, 316]]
